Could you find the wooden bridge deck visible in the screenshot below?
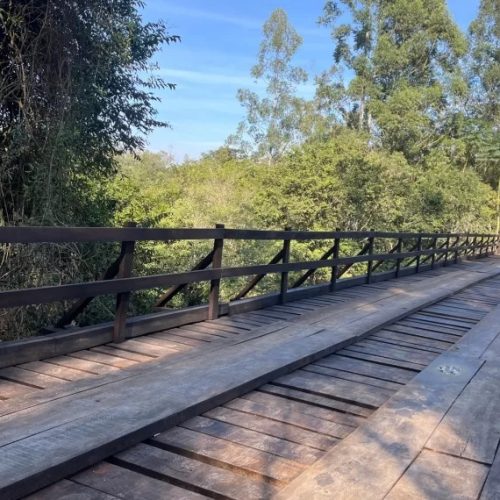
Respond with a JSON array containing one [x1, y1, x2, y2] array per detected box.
[[1, 257, 500, 499]]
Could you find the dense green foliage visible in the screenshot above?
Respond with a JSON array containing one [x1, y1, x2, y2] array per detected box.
[[0, 0, 498, 339]]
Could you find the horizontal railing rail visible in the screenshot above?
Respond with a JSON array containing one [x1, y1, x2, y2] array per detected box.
[[1, 225, 498, 342]]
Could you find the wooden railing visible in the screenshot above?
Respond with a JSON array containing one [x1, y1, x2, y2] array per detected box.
[[1, 226, 498, 342]]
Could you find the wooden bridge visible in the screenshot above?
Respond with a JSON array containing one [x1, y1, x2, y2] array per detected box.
[[0, 226, 499, 499]]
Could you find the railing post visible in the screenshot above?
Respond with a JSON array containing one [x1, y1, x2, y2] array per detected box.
[[280, 227, 291, 304], [415, 235, 422, 273], [366, 231, 375, 284], [443, 235, 451, 266], [430, 234, 437, 269], [208, 223, 224, 320], [330, 229, 341, 292], [113, 221, 136, 343], [470, 235, 477, 257], [395, 237, 403, 278], [454, 235, 460, 264]]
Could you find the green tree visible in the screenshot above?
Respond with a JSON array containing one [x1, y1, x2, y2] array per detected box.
[[228, 8, 307, 162], [0, 0, 178, 225], [319, 0, 467, 161]]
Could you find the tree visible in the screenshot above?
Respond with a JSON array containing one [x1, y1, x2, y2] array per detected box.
[[228, 8, 307, 162], [319, 0, 468, 162], [0, 0, 178, 225]]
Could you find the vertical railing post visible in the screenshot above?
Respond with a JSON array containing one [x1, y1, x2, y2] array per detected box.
[[415, 235, 422, 273], [454, 235, 460, 264], [430, 233, 437, 269], [366, 231, 375, 284], [395, 237, 403, 278], [280, 227, 291, 304], [208, 223, 224, 320], [443, 235, 451, 266], [470, 235, 477, 257], [330, 229, 340, 292], [113, 221, 136, 343]]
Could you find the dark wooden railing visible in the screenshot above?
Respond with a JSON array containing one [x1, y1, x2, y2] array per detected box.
[[0, 226, 498, 342]]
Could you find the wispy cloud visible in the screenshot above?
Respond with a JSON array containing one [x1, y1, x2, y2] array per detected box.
[[158, 68, 260, 87], [152, 4, 261, 30]]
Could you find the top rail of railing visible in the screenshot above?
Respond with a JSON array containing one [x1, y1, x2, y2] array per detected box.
[[0, 226, 497, 243]]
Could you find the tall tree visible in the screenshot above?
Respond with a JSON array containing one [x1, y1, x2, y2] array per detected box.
[[228, 8, 307, 162], [319, 0, 467, 161], [0, 0, 178, 224]]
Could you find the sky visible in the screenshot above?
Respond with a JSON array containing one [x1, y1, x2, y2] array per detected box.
[[141, 1, 480, 161]]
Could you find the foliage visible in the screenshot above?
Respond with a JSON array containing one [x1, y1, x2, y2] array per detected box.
[[228, 9, 308, 162], [0, 0, 178, 225]]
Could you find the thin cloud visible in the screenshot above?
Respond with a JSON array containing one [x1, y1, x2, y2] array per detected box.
[[158, 68, 261, 87], [155, 4, 261, 30]]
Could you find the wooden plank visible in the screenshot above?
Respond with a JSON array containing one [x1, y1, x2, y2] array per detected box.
[[336, 349, 426, 371], [151, 331, 207, 347], [372, 330, 450, 351], [181, 415, 321, 465], [398, 319, 466, 336], [0, 366, 68, 388], [69, 350, 137, 369], [385, 323, 460, 343], [351, 339, 438, 364], [0, 378, 38, 400], [242, 390, 362, 427], [426, 362, 500, 464], [276, 352, 483, 500], [386, 449, 488, 500], [18, 361, 96, 382], [259, 384, 372, 418], [153, 426, 303, 483], [45, 355, 120, 375], [314, 354, 415, 384], [115, 443, 278, 499], [73, 461, 207, 499], [90, 345, 153, 363], [106, 339, 177, 358], [303, 364, 402, 391], [274, 370, 394, 409], [172, 327, 227, 341], [126, 336, 188, 352], [481, 446, 500, 499], [25, 479, 116, 499], [220, 397, 352, 439]]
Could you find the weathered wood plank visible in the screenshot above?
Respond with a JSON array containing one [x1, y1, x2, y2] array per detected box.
[[276, 352, 482, 500], [386, 449, 489, 500], [153, 426, 303, 483], [274, 370, 394, 409], [259, 384, 372, 418], [26, 479, 116, 500], [314, 355, 415, 384], [181, 415, 321, 465], [303, 363, 402, 391], [426, 362, 500, 464], [220, 397, 351, 439], [114, 442, 278, 499], [73, 461, 207, 499], [241, 390, 363, 428]]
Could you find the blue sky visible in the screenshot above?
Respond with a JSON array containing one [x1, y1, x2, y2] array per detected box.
[[141, 1, 480, 160]]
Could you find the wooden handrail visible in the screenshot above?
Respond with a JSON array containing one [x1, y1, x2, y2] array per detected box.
[[1, 226, 498, 340]]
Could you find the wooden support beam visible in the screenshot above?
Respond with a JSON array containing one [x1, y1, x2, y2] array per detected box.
[[366, 233, 375, 284], [155, 249, 215, 307], [113, 222, 136, 343], [329, 230, 341, 292], [280, 227, 291, 304], [231, 248, 285, 300], [208, 224, 224, 320], [55, 253, 122, 329]]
